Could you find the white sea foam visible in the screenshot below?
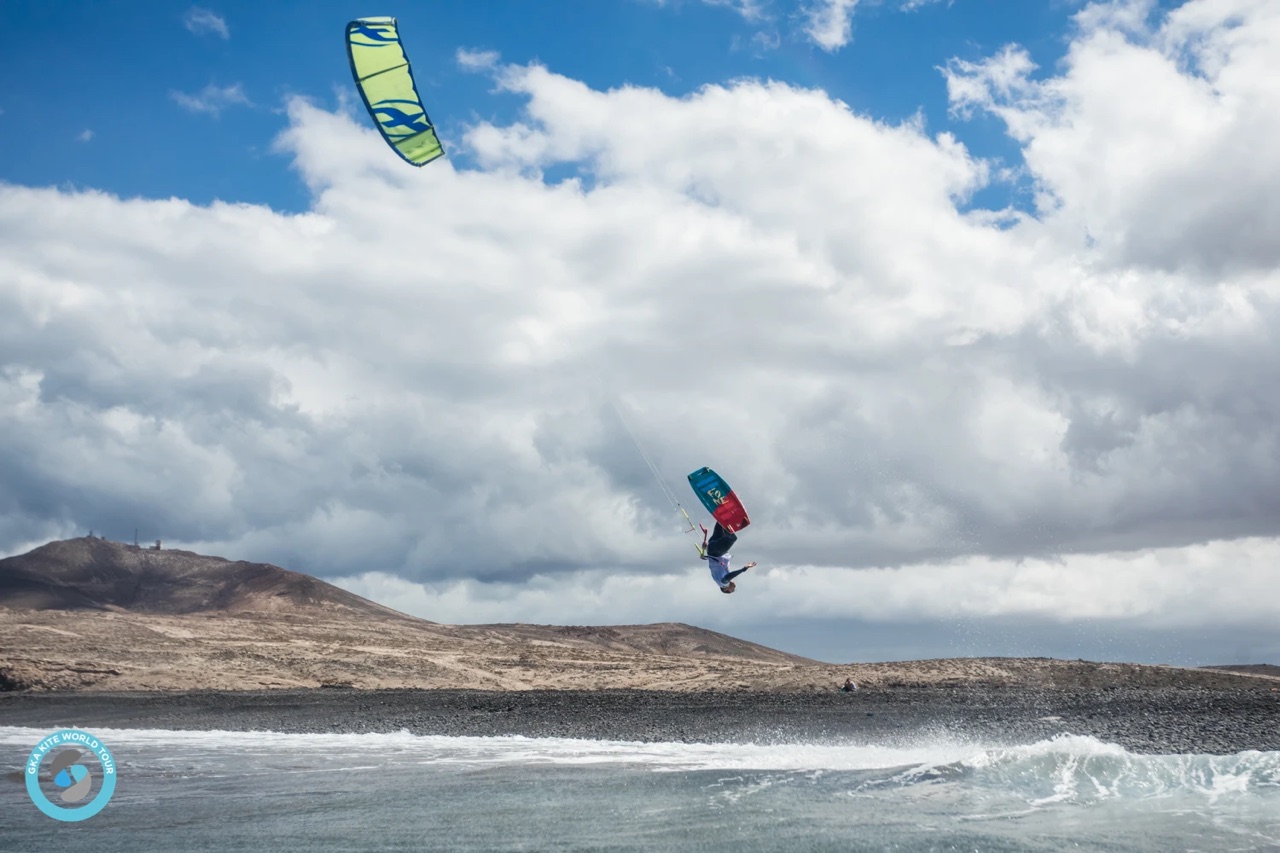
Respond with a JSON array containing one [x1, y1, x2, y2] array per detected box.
[[952, 734, 1280, 804], [3, 726, 1278, 802], [0, 725, 985, 771]]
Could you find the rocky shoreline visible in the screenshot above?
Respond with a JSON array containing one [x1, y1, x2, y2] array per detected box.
[[3, 686, 1277, 755]]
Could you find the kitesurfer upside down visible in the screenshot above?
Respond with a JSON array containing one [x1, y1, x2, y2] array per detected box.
[[700, 523, 756, 593]]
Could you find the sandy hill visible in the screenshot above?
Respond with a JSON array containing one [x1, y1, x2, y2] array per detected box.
[[0, 537, 413, 619], [0, 537, 816, 691], [1, 538, 1274, 693]]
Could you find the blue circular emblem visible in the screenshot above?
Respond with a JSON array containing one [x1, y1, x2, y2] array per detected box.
[[25, 729, 116, 822]]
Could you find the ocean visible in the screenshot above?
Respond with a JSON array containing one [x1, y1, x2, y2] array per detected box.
[[3, 725, 1279, 852]]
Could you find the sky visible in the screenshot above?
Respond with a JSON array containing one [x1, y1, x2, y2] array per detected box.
[[2, 0, 1279, 666]]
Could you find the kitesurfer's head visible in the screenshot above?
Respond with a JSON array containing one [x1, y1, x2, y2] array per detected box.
[[721, 582, 736, 594]]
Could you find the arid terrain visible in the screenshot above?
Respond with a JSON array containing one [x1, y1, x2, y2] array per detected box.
[[2, 537, 1277, 694], [14, 605, 1279, 693]]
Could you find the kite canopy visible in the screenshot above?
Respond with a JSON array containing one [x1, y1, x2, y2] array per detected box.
[[688, 467, 751, 533], [345, 17, 444, 166]]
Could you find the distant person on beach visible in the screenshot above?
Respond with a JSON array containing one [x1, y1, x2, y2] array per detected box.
[[841, 678, 858, 692], [699, 523, 755, 594]]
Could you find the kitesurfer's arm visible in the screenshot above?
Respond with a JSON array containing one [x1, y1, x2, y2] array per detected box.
[[721, 563, 754, 583]]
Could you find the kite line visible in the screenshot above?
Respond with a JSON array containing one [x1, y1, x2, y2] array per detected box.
[[610, 400, 705, 554]]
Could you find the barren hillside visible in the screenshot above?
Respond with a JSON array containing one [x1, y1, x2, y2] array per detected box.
[[1, 538, 1274, 693]]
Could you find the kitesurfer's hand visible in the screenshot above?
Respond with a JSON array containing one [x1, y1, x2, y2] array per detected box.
[[744, 562, 757, 570]]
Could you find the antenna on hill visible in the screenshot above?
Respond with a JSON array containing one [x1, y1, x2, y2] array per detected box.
[[134, 528, 139, 547]]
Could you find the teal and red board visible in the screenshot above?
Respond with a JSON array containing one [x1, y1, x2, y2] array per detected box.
[[687, 467, 751, 532]]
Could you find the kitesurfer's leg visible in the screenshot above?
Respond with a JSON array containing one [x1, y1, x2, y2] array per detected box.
[[705, 523, 737, 558]]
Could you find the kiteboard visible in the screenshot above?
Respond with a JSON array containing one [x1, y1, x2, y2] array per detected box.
[[687, 467, 750, 533]]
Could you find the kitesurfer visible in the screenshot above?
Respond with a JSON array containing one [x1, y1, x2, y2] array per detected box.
[[700, 523, 755, 593]]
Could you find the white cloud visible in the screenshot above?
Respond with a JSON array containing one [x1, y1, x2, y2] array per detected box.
[[78, 130, 93, 142], [645, 0, 945, 52], [641, 0, 769, 21], [332, 536, 1280, 631], [802, 0, 859, 51], [3, 0, 1280, 656], [1073, 0, 1157, 35], [747, 29, 783, 52], [704, 0, 770, 21], [457, 48, 501, 72], [183, 6, 229, 39], [944, 0, 1280, 274], [945, 45, 1038, 119], [170, 83, 251, 116]]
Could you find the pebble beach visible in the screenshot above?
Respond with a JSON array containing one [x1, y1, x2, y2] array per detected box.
[[4, 685, 1278, 754]]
